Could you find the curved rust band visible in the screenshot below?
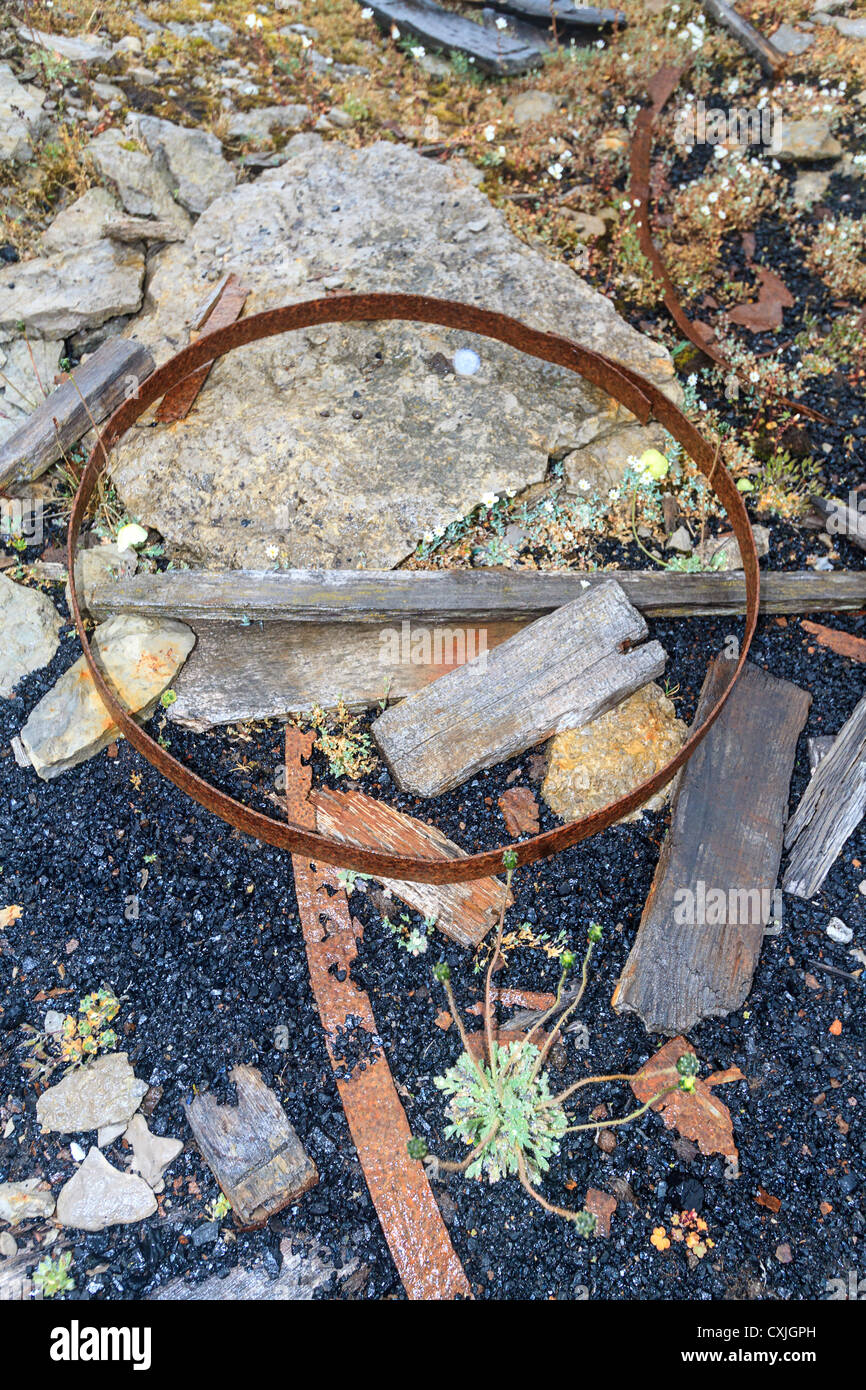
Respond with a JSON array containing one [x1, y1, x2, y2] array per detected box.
[[68, 293, 759, 884]]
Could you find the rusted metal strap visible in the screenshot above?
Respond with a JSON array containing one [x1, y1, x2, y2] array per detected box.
[[285, 729, 472, 1300], [154, 273, 250, 423], [629, 69, 830, 425], [68, 292, 760, 884]]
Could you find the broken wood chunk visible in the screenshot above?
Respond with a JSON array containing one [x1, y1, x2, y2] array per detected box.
[[613, 657, 811, 1036], [364, 0, 544, 74], [784, 691, 866, 899], [102, 215, 187, 244], [801, 620, 866, 664], [88, 566, 866, 626], [0, 336, 155, 490], [184, 1064, 317, 1227], [372, 579, 665, 798], [473, 1, 625, 34], [700, 0, 786, 78], [310, 786, 511, 948], [498, 785, 540, 837], [285, 729, 472, 1300], [809, 494, 866, 555], [154, 272, 249, 424]]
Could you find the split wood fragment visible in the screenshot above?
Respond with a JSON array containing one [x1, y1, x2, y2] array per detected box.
[[784, 690, 866, 899]]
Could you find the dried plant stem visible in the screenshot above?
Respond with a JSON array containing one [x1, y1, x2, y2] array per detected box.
[[529, 938, 594, 1082], [485, 869, 513, 1094], [516, 1148, 583, 1223], [545, 1070, 635, 1110], [430, 1118, 501, 1174], [563, 1085, 675, 1134]]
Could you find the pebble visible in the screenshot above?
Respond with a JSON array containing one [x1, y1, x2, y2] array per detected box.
[[827, 917, 853, 944]]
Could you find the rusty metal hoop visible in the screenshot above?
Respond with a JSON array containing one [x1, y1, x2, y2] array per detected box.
[[68, 293, 759, 884]]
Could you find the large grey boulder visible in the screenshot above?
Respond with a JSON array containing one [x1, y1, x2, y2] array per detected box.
[[19, 614, 195, 778], [0, 575, 63, 697], [0, 66, 47, 164], [129, 114, 236, 214], [0, 240, 145, 340], [56, 1147, 156, 1231], [109, 138, 681, 570]]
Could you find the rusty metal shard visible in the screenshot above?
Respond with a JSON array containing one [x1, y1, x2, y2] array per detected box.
[[154, 272, 250, 423], [285, 728, 472, 1301]]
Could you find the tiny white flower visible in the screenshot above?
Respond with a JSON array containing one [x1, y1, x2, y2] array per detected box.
[[621, 199, 631, 211], [495, 15, 508, 28], [266, 543, 279, 560], [548, 161, 564, 180], [480, 492, 498, 508], [749, 370, 760, 383], [410, 44, 425, 58], [607, 487, 621, 502], [484, 123, 496, 141], [361, 6, 373, 16], [245, 12, 263, 29]]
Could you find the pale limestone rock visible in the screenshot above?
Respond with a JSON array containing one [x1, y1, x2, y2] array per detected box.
[[36, 1054, 149, 1133], [0, 240, 145, 340], [563, 422, 671, 495], [792, 169, 831, 209], [129, 114, 236, 214], [125, 1113, 182, 1193], [542, 682, 688, 824], [108, 138, 680, 570], [507, 90, 558, 125], [20, 615, 195, 779], [0, 1179, 56, 1226], [225, 104, 311, 143], [97, 1121, 128, 1148], [56, 1147, 156, 1231], [770, 24, 814, 54], [697, 525, 770, 571], [65, 541, 137, 619], [0, 66, 47, 164], [16, 26, 114, 64], [778, 119, 842, 162], [87, 127, 190, 227], [0, 575, 62, 697], [41, 187, 119, 254], [0, 337, 64, 446]]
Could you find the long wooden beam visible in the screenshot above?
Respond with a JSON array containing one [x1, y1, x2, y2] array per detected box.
[[90, 567, 866, 624]]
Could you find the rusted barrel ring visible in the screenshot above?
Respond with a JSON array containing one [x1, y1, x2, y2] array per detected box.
[[68, 293, 759, 885]]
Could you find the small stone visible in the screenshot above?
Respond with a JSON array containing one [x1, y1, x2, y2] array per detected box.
[[20, 615, 195, 779], [125, 1113, 182, 1193], [542, 683, 688, 824], [87, 127, 190, 227], [41, 187, 119, 254], [70, 1141, 86, 1162], [561, 209, 606, 240], [16, 25, 114, 64], [771, 24, 814, 54], [0, 1230, 17, 1256], [0, 576, 63, 697], [775, 1242, 793, 1264], [778, 119, 842, 163], [225, 104, 310, 143], [55, 1146, 156, 1231], [0, 1178, 56, 1225], [36, 1052, 149, 1133], [792, 170, 831, 209], [563, 423, 671, 495], [596, 1129, 616, 1154], [0, 240, 145, 340], [827, 917, 853, 944], [697, 525, 770, 571], [594, 129, 629, 155], [453, 348, 481, 376], [666, 525, 693, 554], [507, 90, 558, 125], [43, 1010, 64, 1035]]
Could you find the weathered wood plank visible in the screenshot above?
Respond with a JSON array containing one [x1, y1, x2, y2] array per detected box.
[[467, 0, 625, 35], [784, 691, 866, 899], [701, 0, 786, 78], [810, 494, 866, 554], [372, 579, 666, 797], [184, 1064, 317, 1227], [0, 337, 155, 489], [612, 658, 811, 1035], [89, 567, 866, 625], [167, 619, 523, 729], [102, 215, 187, 244], [363, 0, 544, 74], [310, 786, 511, 948]]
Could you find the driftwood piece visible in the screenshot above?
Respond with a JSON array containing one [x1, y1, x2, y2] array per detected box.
[[153, 272, 249, 424], [784, 691, 866, 899], [0, 337, 155, 490], [102, 215, 187, 244], [372, 580, 664, 797], [310, 785, 512, 947], [700, 0, 786, 78], [89, 566, 866, 625], [612, 658, 811, 1035], [184, 1064, 318, 1227], [286, 729, 472, 1300], [363, 0, 545, 74], [166, 619, 523, 729], [809, 494, 866, 554]]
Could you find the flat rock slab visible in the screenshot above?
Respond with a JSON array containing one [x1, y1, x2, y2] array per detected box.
[[373, 579, 666, 797], [310, 785, 512, 947], [0, 65, 47, 164], [613, 658, 811, 1036], [542, 681, 688, 824], [87, 127, 192, 228], [184, 1064, 317, 1227], [56, 1147, 156, 1231], [0, 575, 62, 697], [125, 1114, 183, 1194], [778, 118, 842, 162], [0, 239, 145, 341], [65, 542, 138, 621], [365, 0, 545, 73], [107, 136, 679, 570], [41, 186, 119, 254], [36, 1053, 149, 1133], [20, 615, 195, 780], [129, 114, 236, 215]]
